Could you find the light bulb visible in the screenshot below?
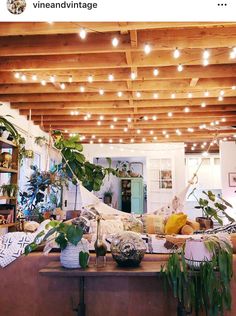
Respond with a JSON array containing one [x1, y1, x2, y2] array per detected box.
[[142, 137, 146, 142], [152, 115, 157, 121], [112, 37, 119, 47], [230, 51, 236, 59], [97, 121, 101, 126], [173, 48, 180, 59], [119, 138, 123, 143], [80, 86, 85, 92], [70, 111, 74, 115], [79, 28, 87, 39], [32, 74, 37, 81], [91, 135, 96, 139], [14, 72, 20, 79], [218, 96, 223, 101], [21, 74, 27, 81], [188, 93, 192, 98], [149, 130, 154, 135], [220, 90, 225, 96], [136, 92, 141, 98], [203, 49, 210, 59], [204, 91, 209, 97], [99, 89, 104, 95], [60, 83, 65, 90], [109, 139, 113, 143], [41, 80, 46, 86], [87, 113, 91, 118], [153, 136, 157, 140], [90, 140, 94, 144], [153, 93, 158, 99], [162, 130, 167, 135], [171, 93, 176, 99], [168, 112, 173, 117], [50, 75, 55, 83], [117, 91, 123, 97], [98, 138, 102, 143], [143, 116, 148, 121], [137, 129, 141, 134], [130, 72, 137, 80], [144, 44, 151, 55], [130, 138, 134, 143], [177, 64, 183, 72], [124, 127, 128, 132], [201, 102, 206, 108], [203, 59, 209, 66], [108, 74, 114, 81], [184, 107, 190, 113], [99, 115, 104, 120], [127, 117, 132, 123], [153, 68, 159, 76], [110, 124, 114, 129], [69, 76, 73, 83], [113, 117, 118, 122], [87, 75, 93, 83]]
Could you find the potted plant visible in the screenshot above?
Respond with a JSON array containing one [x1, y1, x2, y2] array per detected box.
[[25, 221, 89, 269], [116, 160, 129, 177], [103, 188, 113, 205], [161, 234, 233, 316], [191, 189, 234, 230], [0, 184, 18, 197], [34, 136, 47, 147]]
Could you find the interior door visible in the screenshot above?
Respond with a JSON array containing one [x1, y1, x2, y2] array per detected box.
[[131, 178, 143, 214]]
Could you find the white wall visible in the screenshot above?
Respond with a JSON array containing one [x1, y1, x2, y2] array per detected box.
[[83, 143, 185, 213], [220, 141, 236, 218]]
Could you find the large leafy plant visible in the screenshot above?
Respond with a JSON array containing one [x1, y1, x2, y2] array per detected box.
[[52, 131, 116, 191], [161, 234, 233, 316], [25, 221, 89, 268], [191, 190, 234, 225]]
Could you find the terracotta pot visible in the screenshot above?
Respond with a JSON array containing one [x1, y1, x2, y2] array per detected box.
[[184, 238, 213, 269], [196, 217, 213, 230]]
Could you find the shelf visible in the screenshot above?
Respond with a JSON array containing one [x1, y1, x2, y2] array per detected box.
[[0, 167, 18, 173], [0, 196, 16, 200], [0, 223, 17, 228], [0, 137, 17, 148]]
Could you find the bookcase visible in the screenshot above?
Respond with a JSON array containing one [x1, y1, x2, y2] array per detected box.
[[0, 137, 19, 230]]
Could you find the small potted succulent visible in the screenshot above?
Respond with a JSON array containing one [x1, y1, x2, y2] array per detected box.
[[25, 221, 90, 269]]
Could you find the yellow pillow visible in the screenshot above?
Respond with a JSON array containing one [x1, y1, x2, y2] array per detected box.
[[165, 213, 187, 234], [142, 214, 164, 234]]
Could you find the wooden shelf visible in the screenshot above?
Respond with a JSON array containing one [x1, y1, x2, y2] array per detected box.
[[0, 223, 17, 228], [0, 167, 18, 173], [0, 137, 17, 148], [0, 196, 16, 200]]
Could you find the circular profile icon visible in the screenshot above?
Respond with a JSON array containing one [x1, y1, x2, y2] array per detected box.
[[7, 0, 26, 14]]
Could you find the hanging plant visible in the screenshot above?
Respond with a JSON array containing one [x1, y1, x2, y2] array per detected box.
[[34, 136, 47, 147]]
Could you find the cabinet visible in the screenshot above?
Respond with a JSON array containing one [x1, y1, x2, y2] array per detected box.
[[120, 178, 143, 214], [0, 137, 19, 229]]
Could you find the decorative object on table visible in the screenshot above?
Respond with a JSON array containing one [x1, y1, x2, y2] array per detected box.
[[110, 231, 146, 267], [161, 234, 233, 316], [0, 184, 18, 198], [25, 221, 89, 269], [190, 189, 234, 229], [228, 172, 236, 187], [94, 216, 107, 267], [0, 152, 12, 168]]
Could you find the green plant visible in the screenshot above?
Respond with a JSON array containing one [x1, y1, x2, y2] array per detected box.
[[52, 131, 116, 191], [0, 183, 18, 197], [0, 112, 25, 146], [25, 221, 88, 268], [34, 136, 47, 147], [191, 189, 234, 225], [161, 235, 233, 316]]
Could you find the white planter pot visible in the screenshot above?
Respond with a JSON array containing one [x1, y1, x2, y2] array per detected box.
[[184, 238, 213, 269], [60, 239, 89, 269]]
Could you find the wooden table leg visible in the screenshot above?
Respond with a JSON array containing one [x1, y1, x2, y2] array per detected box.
[[73, 277, 86, 316]]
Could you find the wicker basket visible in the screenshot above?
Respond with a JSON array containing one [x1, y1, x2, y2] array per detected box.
[[60, 239, 89, 269]]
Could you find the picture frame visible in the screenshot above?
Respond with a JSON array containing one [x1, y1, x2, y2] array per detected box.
[[159, 169, 172, 189], [228, 172, 236, 187]]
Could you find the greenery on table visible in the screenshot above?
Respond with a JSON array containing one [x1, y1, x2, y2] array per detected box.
[[52, 131, 117, 191], [161, 235, 233, 316], [190, 189, 234, 225], [25, 221, 89, 269]]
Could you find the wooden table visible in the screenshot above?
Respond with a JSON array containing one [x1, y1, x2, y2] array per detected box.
[[40, 260, 188, 316]]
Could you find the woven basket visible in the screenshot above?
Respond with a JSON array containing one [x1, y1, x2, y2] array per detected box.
[[60, 239, 89, 269]]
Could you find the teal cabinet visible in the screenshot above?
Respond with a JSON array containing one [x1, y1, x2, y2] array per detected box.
[[120, 178, 143, 214]]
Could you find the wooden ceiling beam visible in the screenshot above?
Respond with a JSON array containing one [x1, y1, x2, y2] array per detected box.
[[0, 48, 232, 71], [2, 64, 236, 83]]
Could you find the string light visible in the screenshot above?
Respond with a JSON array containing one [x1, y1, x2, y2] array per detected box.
[[113, 117, 118, 122], [144, 44, 151, 55], [149, 130, 154, 135], [218, 96, 223, 101], [152, 115, 157, 121], [79, 28, 87, 39], [142, 137, 146, 142], [60, 83, 66, 90], [14, 72, 20, 79], [99, 89, 104, 95], [203, 59, 209, 66], [171, 93, 176, 99], [127, 117, 132, 123], [87, 75, 93, 83], [110, 124, 114, 129], [117, 91, 123, 97], [187, 128, 194, 132], [168, 112, 173, 117], [188, 93, 192, 98], [153, 93, 159, 99], [124, 127, 128, 132], [119, 138, 123, 143], [97, 121, 102, 126], [130, 138, 134, 143], [153, 68, 159, 76], [69, 76, 73, 83], [112, 37, 119, 47], [177, 64, 183, 72], [99, 115, 104, 120], [108, 74, 114, 81], [32, 74, 37, 81], [204, 91, 209, 97], [173, 48, 180, 59], [130, 72, 137, 80], [21, 74, 27, 81], [203, 49, 210, 59], [80, 86, 85, 92], [184, 107, 190, 113], [136, 92, 141, 98], [41, 80, 46, 86], [137, 129, 141, 134], [201, 102, 206, 108]]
